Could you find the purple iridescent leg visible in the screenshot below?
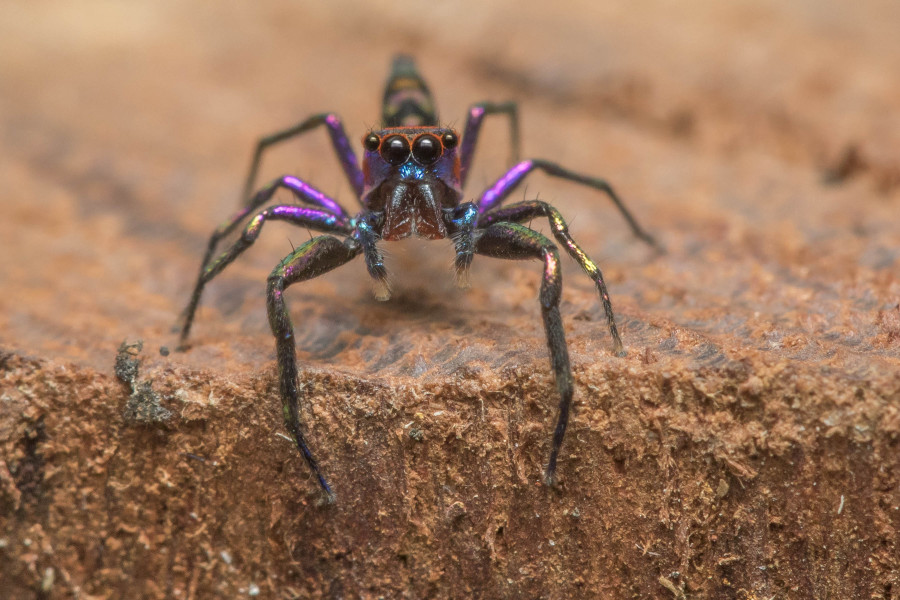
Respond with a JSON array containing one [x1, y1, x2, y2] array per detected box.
[[459, 102, 520, 188], [241, 113, 364, 203], [178, 204, 352, 347], [478, 159, 659, 248], [267, 235, 361, 502], [480, 200, 625, 356], [176, 174, 352, 334], [474, 222, 571, 486]]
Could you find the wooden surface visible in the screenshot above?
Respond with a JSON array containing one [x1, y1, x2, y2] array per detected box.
[[1, 1, 899, 598]]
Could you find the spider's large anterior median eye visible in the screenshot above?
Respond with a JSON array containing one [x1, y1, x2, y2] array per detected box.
[[412, 134, 441, 165], [381, 135, 411, 165], [363, 133, 380, 152]]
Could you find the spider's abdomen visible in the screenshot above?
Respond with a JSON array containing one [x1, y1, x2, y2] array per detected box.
[[381, 55, 438, 128]]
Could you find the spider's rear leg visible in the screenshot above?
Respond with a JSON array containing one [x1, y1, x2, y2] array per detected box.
[[480, 200, 625, 356], [177, 204, 352, 348], [459, 101, 520, 188], [267, 235, 361, 503], [475, 222, 573, 486], [241, 113, 364, 205], [477, 159, 660, 250]]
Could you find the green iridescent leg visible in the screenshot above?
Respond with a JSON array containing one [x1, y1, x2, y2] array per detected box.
[[178, 204, 351, 347], [475, 222, 572, 486], [267, 235, 361, 502], [480, 200, 625, 356]]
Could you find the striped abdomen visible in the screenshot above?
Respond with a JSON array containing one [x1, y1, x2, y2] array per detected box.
[[381, 55, 438, 127]]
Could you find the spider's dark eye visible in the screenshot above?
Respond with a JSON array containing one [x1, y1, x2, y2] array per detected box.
[[412, 134, 442, 165], [364, 133, 380, 152], [441, 131, 458, 150], [380, 135, 410, 165]]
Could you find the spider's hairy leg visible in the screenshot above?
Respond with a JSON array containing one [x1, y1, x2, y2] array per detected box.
[[459, 101, 520, 188], [267, 235, 361, 503], [477, 159, 660, 249], [480, 200, 625, 356], [177, 204, 352, 348], [241, 113, 364, 205], [475, 222, 572, 486], [178, 174, 353, 336]]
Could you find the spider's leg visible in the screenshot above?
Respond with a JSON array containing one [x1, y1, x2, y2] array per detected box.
[[480, 200, 625, 356], [178, 175, 353, 333], [475, 222, 572, 486], [477, 159, 659, 249], [178, 204, 352, 347], [459, 101, 520, 188], [267, 235, 361, 502], [444, 202, 479, 288], [241, 113, 364, 204]]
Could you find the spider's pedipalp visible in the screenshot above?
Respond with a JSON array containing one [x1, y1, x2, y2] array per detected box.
[[354, 212, 391, 300], [445, 202, 480, 289]]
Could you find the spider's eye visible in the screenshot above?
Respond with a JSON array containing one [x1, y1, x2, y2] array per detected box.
[[364, 133, 380, 152], [381, 135, 410, 165], [412, 134, 442, 165], [441, 131, 458, 150]]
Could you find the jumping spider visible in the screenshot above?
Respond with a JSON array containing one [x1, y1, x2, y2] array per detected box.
[[177, 56, 658, 502]]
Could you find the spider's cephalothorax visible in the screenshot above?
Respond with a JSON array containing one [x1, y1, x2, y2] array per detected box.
[[361, 127, 462, 240], [177, 55, 659, 502]]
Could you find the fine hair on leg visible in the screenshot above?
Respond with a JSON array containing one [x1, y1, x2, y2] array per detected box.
[[474, 221, 573, 485]]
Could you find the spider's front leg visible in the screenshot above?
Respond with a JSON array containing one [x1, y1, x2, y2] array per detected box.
[[177, 202, 352, 347], [459, 102, 520, 188], [241, 113, 364, 204], [267, 235, 361, 502], [480, 200, 625, 356], [475, 222, 573, 486]]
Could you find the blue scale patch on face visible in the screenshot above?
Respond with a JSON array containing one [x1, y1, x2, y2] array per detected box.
[[399, 161, 427, 180]]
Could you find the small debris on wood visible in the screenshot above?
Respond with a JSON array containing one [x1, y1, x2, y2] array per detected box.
[[822, 144, 866, 185], [115, 340, 172, 424]]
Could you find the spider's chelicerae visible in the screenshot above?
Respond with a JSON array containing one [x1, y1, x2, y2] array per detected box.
[[178, 56, 658, 502]]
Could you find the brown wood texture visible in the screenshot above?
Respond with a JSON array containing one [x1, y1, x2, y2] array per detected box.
[[2, 2, 899, 598]]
